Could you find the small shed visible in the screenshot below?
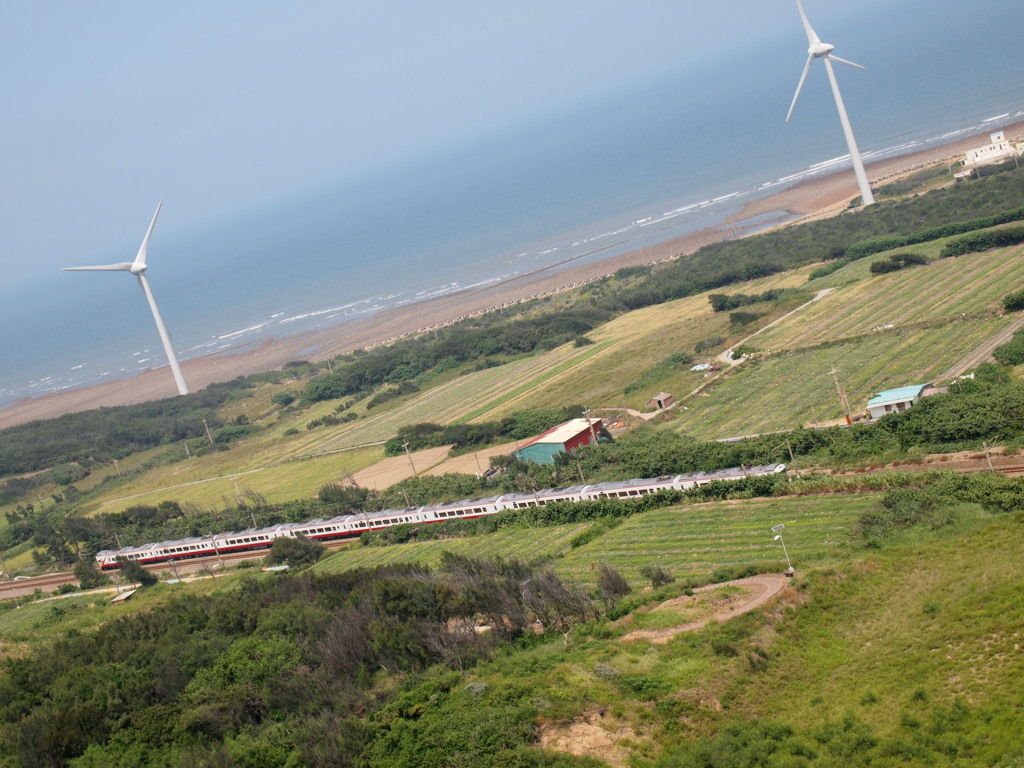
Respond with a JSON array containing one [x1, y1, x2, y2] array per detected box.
[[646, 392, 674, 410], [866, 383, 932, 420], [514, 418, 603, 465]]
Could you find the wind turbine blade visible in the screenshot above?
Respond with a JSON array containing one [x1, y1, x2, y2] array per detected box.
[[828, 54, 866, 70], [62, 262, 135, 272], [134, 201, 163, 266], [795, 0, 819, 45], [786, 55, 815, 123]]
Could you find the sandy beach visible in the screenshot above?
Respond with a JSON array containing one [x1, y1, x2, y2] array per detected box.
[[2, 122, 1020, 430]]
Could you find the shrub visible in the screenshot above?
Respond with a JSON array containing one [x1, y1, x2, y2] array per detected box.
[[270, 391, 296, 407], [594, 563, 630, 606], [694, 336, 725, 353], [869, 252, 928, 274], [267, 535, 325, 567], [729, 311, 761, 326], [639, 564, 675, 588], [1003, 289, 1024, 313]]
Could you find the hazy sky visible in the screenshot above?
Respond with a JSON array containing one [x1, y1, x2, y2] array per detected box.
[[0, 0, 918, 290]]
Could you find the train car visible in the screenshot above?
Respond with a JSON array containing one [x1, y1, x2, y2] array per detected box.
[[95, 463, 786, 570]]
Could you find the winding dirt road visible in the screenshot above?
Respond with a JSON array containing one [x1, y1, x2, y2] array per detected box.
[[621, 574, 789, 643]]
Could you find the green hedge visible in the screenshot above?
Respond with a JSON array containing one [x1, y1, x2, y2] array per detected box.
[[940, 223, 1024, 257]]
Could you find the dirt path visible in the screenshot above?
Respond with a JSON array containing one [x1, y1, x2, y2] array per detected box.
[[620, 574, 789, 644]]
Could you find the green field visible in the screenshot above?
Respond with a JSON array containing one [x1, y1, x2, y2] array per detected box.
[[771, 242, 1024, 349], [314, 493, 872, 587], [315, 523, 590, 573], [677, 316, 1008, 439]]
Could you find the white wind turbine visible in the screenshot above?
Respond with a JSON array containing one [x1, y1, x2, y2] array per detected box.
[[63, 202, 190, 395], [786, 0, 875, 206]]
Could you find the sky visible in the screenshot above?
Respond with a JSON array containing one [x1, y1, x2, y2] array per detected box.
[[0, 0, 918, 292]]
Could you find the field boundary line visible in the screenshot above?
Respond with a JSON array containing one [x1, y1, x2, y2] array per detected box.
[[937, 313, 1024, 381]]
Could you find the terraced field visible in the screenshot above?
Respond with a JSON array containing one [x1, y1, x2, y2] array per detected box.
[[760, 243, 1024, 350], [481, 268, 816, 417], [678, 316, 1007, 439], [558, 494, 871, 586], [315, 523, 589, 573], [313, 493, 873, 588], [280, 341, 615, 460]]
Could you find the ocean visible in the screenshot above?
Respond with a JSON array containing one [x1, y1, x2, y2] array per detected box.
[[2, 7, 1022, 408]]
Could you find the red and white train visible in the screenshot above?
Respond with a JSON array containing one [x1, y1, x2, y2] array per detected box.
[[95, 463, 786, 570]]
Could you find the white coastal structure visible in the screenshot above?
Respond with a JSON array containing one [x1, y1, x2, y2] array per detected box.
[[962, 131, 1020, 167]]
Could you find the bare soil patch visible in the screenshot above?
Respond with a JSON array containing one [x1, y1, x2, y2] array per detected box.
[[538, 710, 638, 768]]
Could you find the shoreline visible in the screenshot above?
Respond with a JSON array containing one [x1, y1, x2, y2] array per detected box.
[[2, 122, 1021, 430]]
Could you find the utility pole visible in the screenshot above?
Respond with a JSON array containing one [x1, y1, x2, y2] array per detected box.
[[830, 367, 852, 426], [183, 440, 191, 458], [209, 535, 225, 574], [983, 440, 995, 472], [202, 419, 214, 445], [402, 442, 418, 478]]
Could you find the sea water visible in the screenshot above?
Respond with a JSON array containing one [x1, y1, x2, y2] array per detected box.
[[2, 8, 1023, 407]]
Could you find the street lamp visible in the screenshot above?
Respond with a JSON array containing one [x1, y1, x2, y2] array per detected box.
[[771, 524, 794, 576]]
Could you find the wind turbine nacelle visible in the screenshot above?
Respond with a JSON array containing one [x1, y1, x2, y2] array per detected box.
[[809, 41, 834, 58], [130, 262, 148, 275]]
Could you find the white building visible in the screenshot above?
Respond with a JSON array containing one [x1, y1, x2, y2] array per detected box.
[[866, 383, 947, 420], [962, 131, 1020, 167]]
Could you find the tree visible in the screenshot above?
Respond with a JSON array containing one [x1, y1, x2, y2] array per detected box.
[[594, 562, 630, 607], [267, 535, 324, 567], [117, 559, 158, 587], [73, 559, 108, 590]]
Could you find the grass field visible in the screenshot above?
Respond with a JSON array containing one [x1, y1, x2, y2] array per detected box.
[[314, 523, 590, 574], [479, 268, 816, 418], [312, 493, 874, 588], [729, 509, 1024, 736], [770, 242, 1024, 350], [677, 316, 1009, 439]]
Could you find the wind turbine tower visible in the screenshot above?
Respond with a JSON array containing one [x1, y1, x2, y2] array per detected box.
[[786, 0, 875, 206], [63, 202, 190, 395]]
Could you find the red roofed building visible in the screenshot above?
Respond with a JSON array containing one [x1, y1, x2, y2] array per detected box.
[[514, 418, 602, 464]]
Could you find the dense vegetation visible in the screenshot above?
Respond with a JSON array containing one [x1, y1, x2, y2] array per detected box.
[[0, 557, 614, 767], [0, 377, 267, 478], [707, 289, 787, 312], [940, 222, 1024, 257]]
